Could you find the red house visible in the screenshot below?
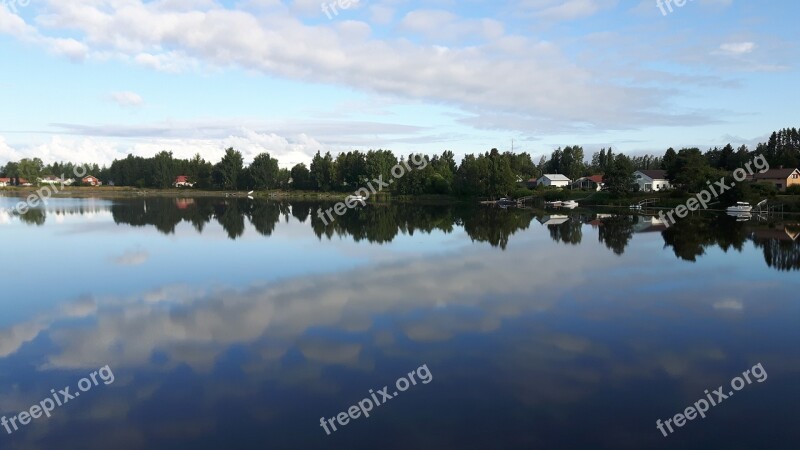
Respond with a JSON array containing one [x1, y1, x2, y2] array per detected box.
[[174, 176, 194, 188], [82, 176, 102, 186]]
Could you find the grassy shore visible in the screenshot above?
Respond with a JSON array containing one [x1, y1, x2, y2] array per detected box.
[[0, 186, 352, 199], [0, 186, 465, 203]]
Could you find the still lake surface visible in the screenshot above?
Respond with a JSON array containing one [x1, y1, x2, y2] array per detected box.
[[1, 196, 798, 449]]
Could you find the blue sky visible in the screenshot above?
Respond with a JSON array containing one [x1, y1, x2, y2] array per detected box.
[[0, 0, 797, 167]]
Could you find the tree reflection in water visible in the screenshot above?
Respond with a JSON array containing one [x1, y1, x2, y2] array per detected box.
[[10, 198, 800, 271]]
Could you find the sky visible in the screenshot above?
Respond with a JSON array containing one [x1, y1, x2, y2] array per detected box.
[[0, 0, 798, 168]]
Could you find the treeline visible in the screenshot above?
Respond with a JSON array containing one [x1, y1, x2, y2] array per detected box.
[[0, 159, 102, 184], [2, 127, 798, 197]]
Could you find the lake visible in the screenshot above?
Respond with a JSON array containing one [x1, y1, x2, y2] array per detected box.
[[0, 196, 798, 449]]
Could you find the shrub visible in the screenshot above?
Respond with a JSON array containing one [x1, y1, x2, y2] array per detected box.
[[785, 185, 800, 195], [511, 187, 534, 198], [543, 190, 568, 201], [751, 182, 778, 198]]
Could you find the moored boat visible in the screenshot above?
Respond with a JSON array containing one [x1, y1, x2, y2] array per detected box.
[[726, 202, 752, 213], [346, 195, 367, 204], [727, 211, 752, 221]]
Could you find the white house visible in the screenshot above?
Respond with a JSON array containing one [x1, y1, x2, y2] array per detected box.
[[537, 174, 571, 188], [39, 175, 70, 185], [634, 170, 671, 192], [0, 177, 10, 187]]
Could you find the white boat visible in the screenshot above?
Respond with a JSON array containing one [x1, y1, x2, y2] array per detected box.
[[726, 202, 752, 213], [561, 200, 579, 208], [346, 195, 367, 204], [545, 201, 563, 207], [727, 211, 752, 221]]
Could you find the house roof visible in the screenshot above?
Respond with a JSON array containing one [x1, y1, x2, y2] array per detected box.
[[541, 174, 570, 181], [753, 168, 799, 180], [636, 169, 668, 180], [175, 175, 190, 182], [587, 175, 604, 183], [0, 177, 10, 182]]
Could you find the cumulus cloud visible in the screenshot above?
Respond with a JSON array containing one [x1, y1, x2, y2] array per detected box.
[[0, 128, 328, 167], [0, 0, 707, 135]]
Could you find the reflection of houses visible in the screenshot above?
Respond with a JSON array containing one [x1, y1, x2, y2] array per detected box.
[[82, 176, 102, 186], [751, 226, 800, 242], [633, 215, 667, 233], [634, 170, 671, 192], [536, 174, 571, 188], [174, 176, 194, 188], [749, 224, 800, 271], [175, 198, 196, 210], [573, 175, 604, 191], [752, 168, 800, 192], [588, 214, 615, 228], [537, 215, 570, 226]]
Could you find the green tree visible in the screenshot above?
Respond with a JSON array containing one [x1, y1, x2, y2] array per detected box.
[[335, 151, 367, 187], [152, 151, 175, 188], [188, 154, 214, 189], [662, 147, 677, 172], [603, 154, 636, 195], [487, 149, 515, 197], [216, 148, 244, 190], [249, 152, 280, 190], [290, 163, 312, 190], [17, 158, 43, 184], [365, 149, 398, 183], [668, 148, 719, 192], [276, 168, 291, 189], [310, 151, 336, 191]]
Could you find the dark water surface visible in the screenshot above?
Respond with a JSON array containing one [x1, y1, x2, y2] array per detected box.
[[1, 197, 798, 449]]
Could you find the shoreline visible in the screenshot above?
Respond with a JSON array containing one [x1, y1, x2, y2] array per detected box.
[[0, 186, 465, 204], [1, 187, 797, 212]]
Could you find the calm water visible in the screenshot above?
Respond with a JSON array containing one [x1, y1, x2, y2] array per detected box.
[[0, 196, 798, 449]]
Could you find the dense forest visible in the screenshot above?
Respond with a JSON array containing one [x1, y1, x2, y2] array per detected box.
[[2, 127, 799, 197]]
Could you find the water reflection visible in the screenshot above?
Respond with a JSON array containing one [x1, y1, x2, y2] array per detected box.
[[0, 197, 799, 449], [2, 197, 800, 271]]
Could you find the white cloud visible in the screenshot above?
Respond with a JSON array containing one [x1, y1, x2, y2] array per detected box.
[[399, 9, 504, 42], [719, 41, 756, 55], [0, 0, 698, 134], [531, 0, 617, 21], [0, 128, 327, 168], [109, 91, 144, 107]]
